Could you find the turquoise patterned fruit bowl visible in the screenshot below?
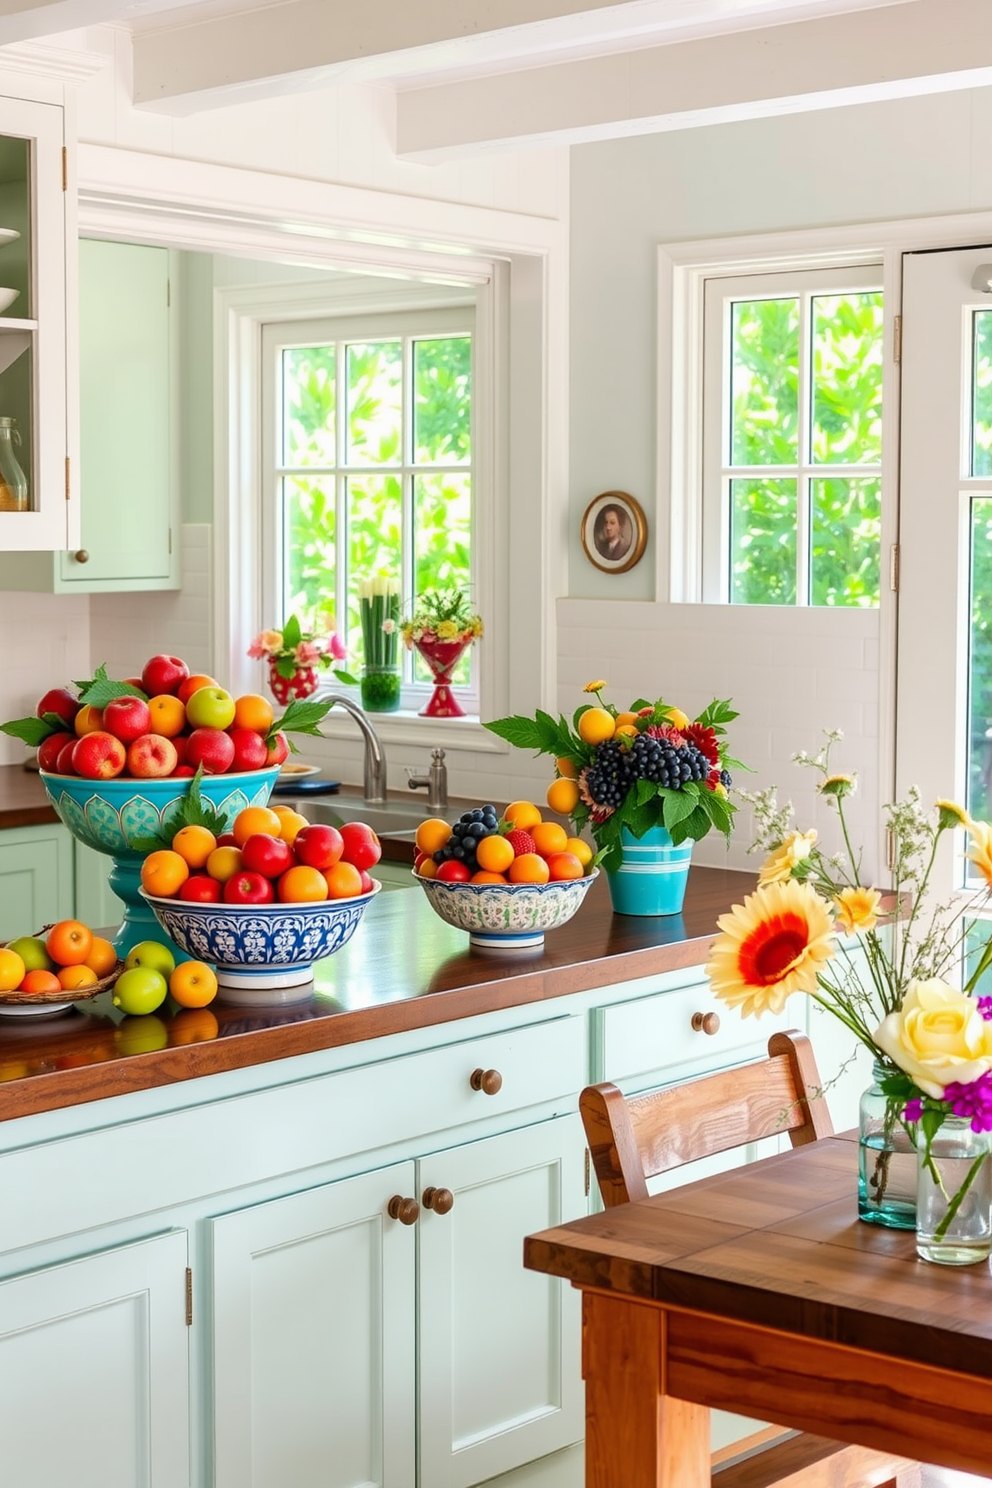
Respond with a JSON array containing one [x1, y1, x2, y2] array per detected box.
[[418, 868, 598, 950]]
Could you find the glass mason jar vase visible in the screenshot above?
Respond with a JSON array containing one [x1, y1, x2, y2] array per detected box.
[[0, 416, 28, 512], [360, 665, 401, 713], [858, 1061, 918, 1229], [917, 1117, 992, 1266]]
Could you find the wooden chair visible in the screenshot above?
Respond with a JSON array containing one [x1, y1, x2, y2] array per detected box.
[[579, 1029, 921, 1488]]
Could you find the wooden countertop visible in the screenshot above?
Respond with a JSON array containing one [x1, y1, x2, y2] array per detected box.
[[0, 863, 756, 1123], [0, 763, 60, 828]]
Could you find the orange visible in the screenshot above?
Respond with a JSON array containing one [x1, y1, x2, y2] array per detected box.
[[555, 756, 578, 779], [615, 724, 638, 739], [271, 806, 308, 846], [147, 694, 186, 737], [416, 857, 438, 880], [475, 833, 515, 874], [73, 704, 104, 737], [471, 870, 508, 883], [233, 693, 275, 734], [323, 861, 364, 899], [168, 1007, 219, 1044], [172, 824, 218, 870], [170, 959, 218, 1008], [46, 919, 93, 966], [20, 969, 62, 995], [232, 805, 282, 847], [0, 948, 25, 992], [84, 936, 118, 978], [504, 800, 542, 831], [614, 712, 639, 728], [57, 964, 98, 991], [205, 845, 242, 884], [546, 778, 580, 816], [665, 706, 690, 730], [531, 821, 569, 857], [577, 707, 616, 745], [279, 864, 330, 902], [508, 852, 550, 885], [565, 836, 594, 868], [140, 849, 190, 898], [415, 817, 453, 855], [177, 673, 219, 705], [546, 851, 584, 881]]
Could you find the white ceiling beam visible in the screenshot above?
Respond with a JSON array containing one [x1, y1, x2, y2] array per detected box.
[[396, 0, 992, 159]]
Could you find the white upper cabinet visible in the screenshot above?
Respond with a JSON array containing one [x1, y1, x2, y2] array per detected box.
[[0, 94, 74, 552]]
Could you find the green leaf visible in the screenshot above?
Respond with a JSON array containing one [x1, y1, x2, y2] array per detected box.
[[635, 778, 659, 807], [271, 698, 334, 742], [661, 788, 699, 829], [484, 715, 548, 751], [282, 614, 302, 649], [332, 668, 359, 687], [73, 663, 148, 707], [0, 715, 61, 747], [275, 656, 297, 680], [128, 832, 171, 854]]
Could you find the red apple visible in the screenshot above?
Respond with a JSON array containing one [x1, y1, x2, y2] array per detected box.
[[72, 731, 127, 780], [55, 740, 78, 775], [294, 823, 344, 871], [37, 687, 80, 728], [171, 764, 196, 777], [123, 677, 145, 691], [339, 822, 382, 871], [240, 832, 294, 879], [223, 871, 274, 905], [103, 695, 153, 745], [127, 733, 179, 779], [358, 869, 374, 894], [216, 832, 237, 847], [227, 727, 269, 773], [185, 727, 236, 774], [172, 734, 188, 765], [37, 731, 74, 772], [186, 686, 236, 731], [178, 874, 223, 903], [264, 731, 290, 767], [436, 859, 471, 882], [141, 655, 190, 696]]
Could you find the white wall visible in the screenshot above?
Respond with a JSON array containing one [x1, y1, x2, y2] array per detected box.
[[0, 594, 90, 765]]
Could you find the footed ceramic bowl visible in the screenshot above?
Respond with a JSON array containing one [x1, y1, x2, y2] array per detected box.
[[418, 869, 598, 949], [140, 883, 381, 998]]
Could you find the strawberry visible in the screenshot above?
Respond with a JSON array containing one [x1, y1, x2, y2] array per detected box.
[[505, 828, 537, 858]]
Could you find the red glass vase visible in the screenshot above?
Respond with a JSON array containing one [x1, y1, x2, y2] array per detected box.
[[414, 635, 472, 717], [267, 659, 319, 707]]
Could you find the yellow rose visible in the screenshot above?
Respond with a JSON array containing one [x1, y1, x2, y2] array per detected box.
[[873, 979, 992, 1097], [758, 829, 818, 885]]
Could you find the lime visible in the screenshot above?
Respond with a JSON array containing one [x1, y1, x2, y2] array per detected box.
[[113, 966, 168, 1016]]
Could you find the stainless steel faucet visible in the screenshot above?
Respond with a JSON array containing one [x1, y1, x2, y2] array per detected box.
[[324, 694, 388, 805], [408, 748, 448, 812]]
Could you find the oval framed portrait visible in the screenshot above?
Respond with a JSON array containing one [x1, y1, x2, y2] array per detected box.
[[580, 491, 647, 575]]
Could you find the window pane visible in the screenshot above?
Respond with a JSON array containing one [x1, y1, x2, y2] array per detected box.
[[414, 336, 471, 465], [282, 347, 335, 467], [810, 477, 881, 607], [284, 476, 335, 620], [965, 920, 992, 990], [969, 497, 992, 823], [972, 310, 992, 478], [811, 293, 883, 465], [730, 299, 799, 466], [346, 341, 402, 466], [413, 473, 472, 683], [730, 478, 796, 604], [346, 474, 402, 663]]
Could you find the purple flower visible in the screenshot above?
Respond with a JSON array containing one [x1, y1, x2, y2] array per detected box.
[[903, 1098, 923, 1123], [944, 1071, 992, 1132], [978, 996, 992, 1021]]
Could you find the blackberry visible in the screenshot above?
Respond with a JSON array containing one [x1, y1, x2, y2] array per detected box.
[[433, 804, 500, 872], [584, 733, 714, 809], [720, 769, 733, 788]]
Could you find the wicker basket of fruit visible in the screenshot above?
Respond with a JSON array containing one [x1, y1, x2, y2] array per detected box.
[[0, 921, 123, 1013]]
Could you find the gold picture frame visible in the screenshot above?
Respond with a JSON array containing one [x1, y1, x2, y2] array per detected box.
[[580, 491, 647, 574]]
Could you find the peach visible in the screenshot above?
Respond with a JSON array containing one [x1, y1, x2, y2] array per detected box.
[[71, 730, 126, 780]]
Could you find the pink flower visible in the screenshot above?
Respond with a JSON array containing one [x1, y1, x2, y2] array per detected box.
[[295, 641, 322, 665], [328, 631, 347, 661]]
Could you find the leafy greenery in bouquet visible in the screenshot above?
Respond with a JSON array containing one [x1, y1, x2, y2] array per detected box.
[[400, 587, 484, 647], [485, 683, 743, 871]]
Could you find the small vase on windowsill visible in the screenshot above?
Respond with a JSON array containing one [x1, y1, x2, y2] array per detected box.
[[413, 634, 474, 718], [267, 660, 319, 707], [360, 666, 401, 713]]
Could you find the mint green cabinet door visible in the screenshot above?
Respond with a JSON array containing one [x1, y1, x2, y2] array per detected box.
[[74, 839, 124, 932], [61, 239, 172, 586], [0, 822, 74, 939], [0, 1230, 189, 1487]]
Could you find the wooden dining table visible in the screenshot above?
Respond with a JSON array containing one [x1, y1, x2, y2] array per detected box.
[[524, 1129, 992, 1484]]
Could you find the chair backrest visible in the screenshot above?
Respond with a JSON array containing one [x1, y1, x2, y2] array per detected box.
[[580, 1029, 834, 1208]]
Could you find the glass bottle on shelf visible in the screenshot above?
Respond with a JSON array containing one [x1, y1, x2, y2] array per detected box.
[[0, 416, 27, 511]]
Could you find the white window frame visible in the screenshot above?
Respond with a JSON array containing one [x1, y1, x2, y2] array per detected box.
[[701, 262, 884, 606], [260, 302, 479, 715]]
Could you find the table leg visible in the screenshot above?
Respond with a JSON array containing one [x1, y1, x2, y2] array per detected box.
[[582, 1291, 710, 1487]]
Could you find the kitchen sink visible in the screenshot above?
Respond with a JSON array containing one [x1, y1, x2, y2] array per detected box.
[[291, 794, 428, 839]]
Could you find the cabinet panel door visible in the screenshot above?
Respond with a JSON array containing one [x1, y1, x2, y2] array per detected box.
[[211, 1161, 416, 1488], [74, 838, 124, 931], [0, 822, 73, 939], [418, 1116, 585, 1488], [0, 1230, 189, 1488]]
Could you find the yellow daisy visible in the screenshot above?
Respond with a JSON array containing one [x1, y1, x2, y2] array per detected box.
[[758, 829, 818, 885], [583, 680, 607, 693], [967, 819, 992, 889], [937, 798, 971, 828], [834, 885, 881, 934], [706, 880, 836, 1018]]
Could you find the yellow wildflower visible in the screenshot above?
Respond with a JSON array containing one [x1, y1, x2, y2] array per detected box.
[[583, 680, 607, 693], [834, 886, 881, 934], [758, 829, 818, 886]]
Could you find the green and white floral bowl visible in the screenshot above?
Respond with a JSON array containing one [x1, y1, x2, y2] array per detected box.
[[418, 869, 598, 949]]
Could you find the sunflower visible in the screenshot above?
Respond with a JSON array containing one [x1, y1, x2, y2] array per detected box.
[[706, 880, 836, 1018], [834, 885, 881, 934]]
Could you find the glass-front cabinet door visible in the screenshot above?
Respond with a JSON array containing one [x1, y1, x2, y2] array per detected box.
[[0, 94, 73, 552]]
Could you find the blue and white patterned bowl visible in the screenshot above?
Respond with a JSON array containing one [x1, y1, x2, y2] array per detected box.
[[140, 883, 381, 995], [418, 869, 598, 949]]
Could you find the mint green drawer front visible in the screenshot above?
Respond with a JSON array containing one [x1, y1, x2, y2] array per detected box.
[[0, 825, 74, 941]]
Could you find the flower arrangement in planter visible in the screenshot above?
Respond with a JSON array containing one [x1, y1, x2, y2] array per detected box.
[[485, 683, 742, 916], [401, 587, 483, 718], [358, 575, 401, 713], [248, 614, 355, 706], [707, 731, 992, 1262]]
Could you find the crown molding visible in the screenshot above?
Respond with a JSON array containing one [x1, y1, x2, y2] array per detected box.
[[0, 39, 109, 85]]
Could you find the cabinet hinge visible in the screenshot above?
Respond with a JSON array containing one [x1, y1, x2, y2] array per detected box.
[[64, 456, 70, 502], [893, 314, 902, 365], [61, 146, 67, 193], [185, 1267, 193, 1327], [889, 543, 900, 592], [584, 1147, 591, 1198]]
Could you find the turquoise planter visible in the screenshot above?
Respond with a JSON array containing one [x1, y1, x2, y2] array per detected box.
[[606, 825, 692, 916]]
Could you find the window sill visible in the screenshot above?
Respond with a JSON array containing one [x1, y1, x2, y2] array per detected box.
[[317, 706, 507, 754]]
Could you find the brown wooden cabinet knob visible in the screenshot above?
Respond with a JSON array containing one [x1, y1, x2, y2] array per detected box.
[[73, 549, 89, 563], [691, 1012, 720, 1035], [470, 1067, 502, 1095], [422, 1186, 454, 1215], [387, 1195, 420, 1225]]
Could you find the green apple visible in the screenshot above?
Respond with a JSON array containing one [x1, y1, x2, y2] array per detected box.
[[113, 966, 169, 1017], [6, 936, 54, 973], [185, 686, 236, 731], [113, 1013, 168, 1053], [125, 940, 176, 977]]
